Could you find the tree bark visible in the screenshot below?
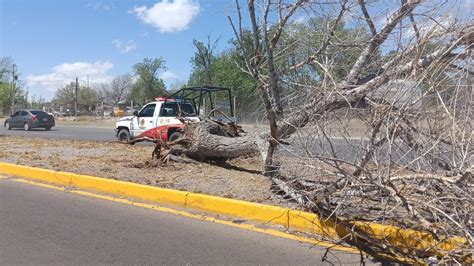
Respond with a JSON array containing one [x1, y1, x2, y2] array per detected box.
[[159, 119, 266, 163]]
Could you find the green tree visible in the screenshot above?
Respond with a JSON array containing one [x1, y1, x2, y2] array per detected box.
[[188, 35, 258, 121], [130, 58, 167, 105], [188, 37, 218, 86], [78, 86, 99, 110], [211, 51, 258, 120], [277, 19, 374, 88], [0, 83, 13, 115], [187, 22, 373, 121], [0, 57, 27, 115], [52, 82, 75, 108], [52, 83, 98, 111]]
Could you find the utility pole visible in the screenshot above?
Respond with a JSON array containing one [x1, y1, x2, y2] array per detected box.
[[25, 90, 29, 108], [233, 96, 237, 118], [75, 77, 79, 119], [11, 64, 17, 115]]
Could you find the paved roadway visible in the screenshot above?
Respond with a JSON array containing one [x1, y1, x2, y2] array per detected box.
[[0, 125, 115, 141], [0, 178, 366, 265]]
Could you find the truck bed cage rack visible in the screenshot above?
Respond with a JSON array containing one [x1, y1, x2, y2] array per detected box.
[[167, 86, 234, 118]]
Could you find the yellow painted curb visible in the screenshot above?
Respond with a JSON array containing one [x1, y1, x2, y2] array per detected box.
[[0, 162, 470, 264]]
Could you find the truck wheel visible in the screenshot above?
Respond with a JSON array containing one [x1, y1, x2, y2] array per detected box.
[[168, 132, 182, 142], [5, 122, 11, 130], [118, 129, 131, 142], [24, 123, 30, 131]]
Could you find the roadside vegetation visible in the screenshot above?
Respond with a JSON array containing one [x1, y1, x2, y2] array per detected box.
[[0, 57, 28, 116]]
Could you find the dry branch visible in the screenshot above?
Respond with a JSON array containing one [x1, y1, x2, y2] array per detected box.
[[226, 0, 473, 263]]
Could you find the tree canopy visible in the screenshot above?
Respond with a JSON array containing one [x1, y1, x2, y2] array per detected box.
[[130, 57, 167, 105], [0, 57, 27, 115], [52, 82, 98, 111], [188, 36, 258, 121]]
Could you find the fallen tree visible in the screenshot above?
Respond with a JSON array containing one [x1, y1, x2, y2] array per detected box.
[[227, 1, 472, 264], [154, 119, 262, 163], [140, 0, 474, 264]]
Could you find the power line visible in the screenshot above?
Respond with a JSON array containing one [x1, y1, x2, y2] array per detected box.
[[26, 80, 74, 83]]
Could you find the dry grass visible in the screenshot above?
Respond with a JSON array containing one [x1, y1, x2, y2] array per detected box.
[[53, 116, 117, 127], [0, 135, 286, 206]]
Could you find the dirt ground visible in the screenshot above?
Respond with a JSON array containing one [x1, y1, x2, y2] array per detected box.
[[53, 116, 117, 127], [0, 135, 289, 206]]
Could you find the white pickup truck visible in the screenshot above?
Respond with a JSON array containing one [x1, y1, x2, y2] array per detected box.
[[115, 97, 199, 143]]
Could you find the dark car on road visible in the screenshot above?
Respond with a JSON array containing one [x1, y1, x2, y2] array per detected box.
[[4, 109, 55, 131]]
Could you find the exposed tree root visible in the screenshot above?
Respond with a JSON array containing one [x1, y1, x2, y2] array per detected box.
[[152, 119, 262, 163]]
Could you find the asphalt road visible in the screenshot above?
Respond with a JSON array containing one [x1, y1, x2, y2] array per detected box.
[[0, 125, 115, 141], [0, 178, 366, 265]]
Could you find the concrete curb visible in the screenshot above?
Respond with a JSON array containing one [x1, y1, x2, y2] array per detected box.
[[0, 162, 469, 264]]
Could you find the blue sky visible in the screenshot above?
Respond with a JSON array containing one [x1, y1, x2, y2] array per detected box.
[[1, 0, 237, 100], [1, 0, 472, 101]]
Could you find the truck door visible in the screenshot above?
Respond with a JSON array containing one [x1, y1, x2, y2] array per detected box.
[[131, 103, 157, 137]]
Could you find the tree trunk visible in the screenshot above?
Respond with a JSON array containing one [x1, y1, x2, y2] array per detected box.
[[160, 119, 267, 163]]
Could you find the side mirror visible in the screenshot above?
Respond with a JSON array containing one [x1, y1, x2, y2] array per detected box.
[[133, 111, 139, 116]]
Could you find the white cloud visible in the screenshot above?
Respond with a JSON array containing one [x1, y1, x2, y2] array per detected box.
[[26, 61, 114, 92], [132, 0, 200, 33], [112, 39, 137, 53], [159, 71, 178, 81], [86, 1, 114, 11]]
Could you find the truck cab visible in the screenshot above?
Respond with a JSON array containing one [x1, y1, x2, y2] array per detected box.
[[115, 86, 235, 143], [115, 98, 199, 143]]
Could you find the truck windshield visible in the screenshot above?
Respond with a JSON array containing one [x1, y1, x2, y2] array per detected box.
[[161, 102, 196, 117]]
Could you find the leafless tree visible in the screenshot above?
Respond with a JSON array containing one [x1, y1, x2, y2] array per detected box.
[[96, 74, 133, 105], [146, 0, 472, 263], [224, 0, 472, 263]]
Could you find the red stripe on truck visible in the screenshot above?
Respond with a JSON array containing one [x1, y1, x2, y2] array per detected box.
[[137, 124, 184, 142]]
